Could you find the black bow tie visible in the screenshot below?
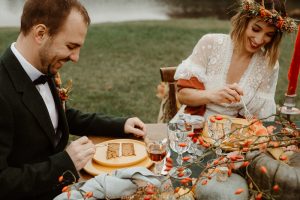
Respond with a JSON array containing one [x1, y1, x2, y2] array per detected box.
[[33, 75, 52, 85]]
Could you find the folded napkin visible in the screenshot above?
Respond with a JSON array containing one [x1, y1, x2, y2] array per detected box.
[[54, 167, 161, 200]]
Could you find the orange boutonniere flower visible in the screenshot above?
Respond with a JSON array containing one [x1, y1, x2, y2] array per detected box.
[[54, 72, 72, 110]]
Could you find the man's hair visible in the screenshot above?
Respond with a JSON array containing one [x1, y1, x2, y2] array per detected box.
[[20, 0, 90, 36], [230, 0, 287, 68]]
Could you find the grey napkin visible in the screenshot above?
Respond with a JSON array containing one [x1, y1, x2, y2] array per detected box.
[[54, 167, 161, 200]]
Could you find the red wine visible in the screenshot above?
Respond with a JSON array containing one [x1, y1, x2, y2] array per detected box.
[[147, 144, 167, 162], [194, 128, 203, 134]]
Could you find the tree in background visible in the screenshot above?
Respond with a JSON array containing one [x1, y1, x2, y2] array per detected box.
[[159, 0, 300, 19]]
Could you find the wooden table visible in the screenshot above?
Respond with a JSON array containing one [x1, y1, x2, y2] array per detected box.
[[79, 123, 167, 181]]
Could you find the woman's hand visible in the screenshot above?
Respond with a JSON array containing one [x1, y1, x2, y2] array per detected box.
[[208, 83, 244, 104], [124, 117, 146, 137]]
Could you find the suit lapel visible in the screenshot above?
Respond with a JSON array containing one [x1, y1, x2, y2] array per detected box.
[[1, 48, 58, 147], [48, 79, 69, 134], [48, 79, 69, 150]]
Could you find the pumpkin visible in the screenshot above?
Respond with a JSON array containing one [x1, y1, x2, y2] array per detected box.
[[246, 151, 300, 199], [194, 172, 249, 200]]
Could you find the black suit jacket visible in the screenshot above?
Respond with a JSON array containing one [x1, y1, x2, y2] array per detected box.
[[0, 48, 128, 199]]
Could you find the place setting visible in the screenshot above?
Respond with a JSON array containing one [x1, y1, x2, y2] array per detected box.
[[83, 138, 153, 176]]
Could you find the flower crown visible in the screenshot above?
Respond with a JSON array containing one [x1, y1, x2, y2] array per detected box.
[[241, 0, 298, 33]]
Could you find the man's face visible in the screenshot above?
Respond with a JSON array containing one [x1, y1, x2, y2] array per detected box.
[[39, 9, 88, 75]]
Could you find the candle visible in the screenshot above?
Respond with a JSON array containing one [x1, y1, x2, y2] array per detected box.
[[287, 25, 300, 95]]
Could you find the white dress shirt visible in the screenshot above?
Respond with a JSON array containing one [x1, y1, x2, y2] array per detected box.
[[10, 43, 59, 131]]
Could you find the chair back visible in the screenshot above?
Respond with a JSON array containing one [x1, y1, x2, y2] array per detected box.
[[157, 66, 179, 123]]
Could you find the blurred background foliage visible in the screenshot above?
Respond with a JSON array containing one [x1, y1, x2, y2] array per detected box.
[[159, 0, 300, 19]]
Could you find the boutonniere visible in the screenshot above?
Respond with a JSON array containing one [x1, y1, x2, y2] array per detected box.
[[54, 72, 72, 110]]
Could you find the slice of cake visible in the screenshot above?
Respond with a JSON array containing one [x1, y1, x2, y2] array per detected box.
[[106, 143, 120, 159], [122, 143, 136, 156]]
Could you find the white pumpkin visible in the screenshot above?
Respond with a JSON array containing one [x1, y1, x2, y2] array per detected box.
[[194, 172, 248, 200]]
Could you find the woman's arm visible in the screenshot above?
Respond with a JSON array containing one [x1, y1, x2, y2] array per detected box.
[[178, 83, 243, 106]]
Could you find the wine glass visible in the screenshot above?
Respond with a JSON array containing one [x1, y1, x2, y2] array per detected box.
[[167, 122, 192, 179], [144, 131, 169, 175], [186, 115, 205, 162], [207, 116, 232, 158]]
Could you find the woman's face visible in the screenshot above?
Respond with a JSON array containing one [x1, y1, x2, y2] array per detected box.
[[243, 18, 276, 54]]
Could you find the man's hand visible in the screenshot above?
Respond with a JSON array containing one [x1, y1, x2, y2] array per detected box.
[[66, 136, 96, 171], [124, 117, 146, 137]]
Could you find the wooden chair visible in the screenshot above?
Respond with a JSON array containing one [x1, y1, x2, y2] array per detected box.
[[157, 66, 179, 123]]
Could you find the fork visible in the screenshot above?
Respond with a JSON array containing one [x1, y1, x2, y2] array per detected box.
[[241, 96, 253, 121]]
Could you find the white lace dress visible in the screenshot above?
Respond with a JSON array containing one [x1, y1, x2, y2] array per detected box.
[[174, 33, 279, 121]]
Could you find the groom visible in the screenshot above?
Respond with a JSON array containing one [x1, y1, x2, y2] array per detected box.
[[0, 0, 145, 199]]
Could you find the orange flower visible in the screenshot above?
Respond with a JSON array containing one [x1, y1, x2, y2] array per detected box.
[[234, 188, 244, 195], [62, 186, 69, 193], [182, 156, 190, 161], [84, 191, 93, 198], [178, 172, 184, 177], [215, 115, 223, 120], [180, 179, 189, 185], [228, 168, 232, 177], [165, 162, 173, 168], [143, 195, 151, 200], [255, 193, 263, 200], [260, 166, 268, 174], [192, 137, 198, 143], [260, 7, 266, 17], [58, 176, 64, 183], [164, 167, 172, 172], [280, 154, 288, 161], [273, 184, 280, 192], [177, 167, 184, 172], [264, 9, 273, 17], [188, 132, 195, 137], [201, 179, 208, 185], [242, 161, 250, 167], [166, 157, 173, 164], [276, 17, 284, 29]]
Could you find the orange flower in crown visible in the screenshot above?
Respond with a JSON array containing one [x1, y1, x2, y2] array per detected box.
[[241, 0, 297, 33], [259, 6, 272, 18], [276, 16, 284, 29]]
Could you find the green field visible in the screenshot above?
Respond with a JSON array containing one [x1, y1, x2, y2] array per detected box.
[[0, 18, 299, 123]]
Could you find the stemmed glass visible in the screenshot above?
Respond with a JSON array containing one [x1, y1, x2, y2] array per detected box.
[[207, 116, 232, 158], [167, 122, 192, 179], [144, 131, 169, 175], [186, 114, 205, 162]]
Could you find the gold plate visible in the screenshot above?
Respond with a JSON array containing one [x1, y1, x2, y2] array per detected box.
[[93, 139, 148, 167], [83, 156, 153, 176], [202, 115, 250, 151]]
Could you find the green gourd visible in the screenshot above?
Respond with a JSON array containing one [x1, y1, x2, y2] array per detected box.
[[246, 151, 300, 200]]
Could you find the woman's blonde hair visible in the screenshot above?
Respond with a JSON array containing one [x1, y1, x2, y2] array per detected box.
[[230, 12, 283, 68]]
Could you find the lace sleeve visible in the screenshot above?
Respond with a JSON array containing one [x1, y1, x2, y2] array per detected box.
[[246, 62, 279, 121], [174, 34, 215, 83]]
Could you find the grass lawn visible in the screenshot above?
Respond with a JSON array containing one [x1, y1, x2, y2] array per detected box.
[[0, 18, 299, 123]]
